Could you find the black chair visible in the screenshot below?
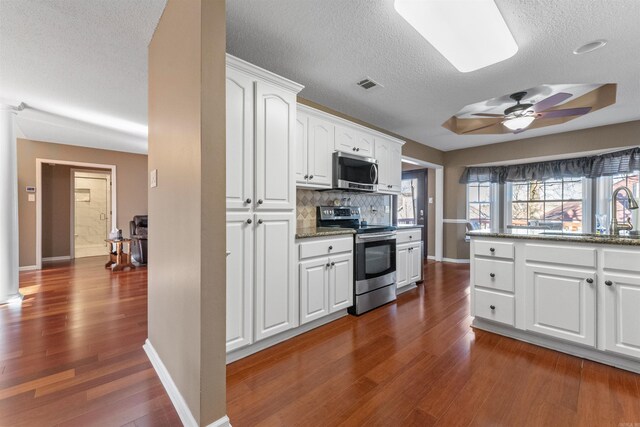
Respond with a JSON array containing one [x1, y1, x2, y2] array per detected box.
[[130, 215, 148, 265]]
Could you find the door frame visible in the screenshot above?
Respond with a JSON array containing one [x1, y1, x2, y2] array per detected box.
[[36, 158, 117, 270], [401, 156, 443, 262], [401, 169, 428, 258], [69, 168, 112, 260]]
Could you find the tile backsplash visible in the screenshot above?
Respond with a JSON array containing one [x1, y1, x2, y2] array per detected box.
[[296, 189, 392, 229]]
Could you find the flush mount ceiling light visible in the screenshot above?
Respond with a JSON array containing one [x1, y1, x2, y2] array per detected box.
[[573, 39, 607, 55], [393, 0, 518, 72]]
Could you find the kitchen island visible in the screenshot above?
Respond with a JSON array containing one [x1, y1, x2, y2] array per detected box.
[[467, 229, 640, 373]]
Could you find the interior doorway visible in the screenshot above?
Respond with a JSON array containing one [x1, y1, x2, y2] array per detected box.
[[71, 169, 112, 258], [398, 169, 428, 258]]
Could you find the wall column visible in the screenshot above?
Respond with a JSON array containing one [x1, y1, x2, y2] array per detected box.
[[0, 104, 21, 304]]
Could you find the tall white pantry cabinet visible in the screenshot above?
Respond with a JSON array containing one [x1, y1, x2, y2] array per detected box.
[[225, 55, 304, 353]]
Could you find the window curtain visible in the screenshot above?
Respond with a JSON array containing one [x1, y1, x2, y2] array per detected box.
[[459, 147, 640, 184]]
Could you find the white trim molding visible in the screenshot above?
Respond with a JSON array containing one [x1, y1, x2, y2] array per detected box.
[[19, 265, 37, 271], [143, 340, 231, 427], [226, 54, 304, 94], [42, 256, 71, 262], [443, 219, 469, 224], [442, 258, 471, 264]]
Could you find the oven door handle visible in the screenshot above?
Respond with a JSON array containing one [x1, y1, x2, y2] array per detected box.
[[356, 232, 396, 241]]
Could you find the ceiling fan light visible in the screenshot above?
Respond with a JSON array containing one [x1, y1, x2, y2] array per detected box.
[[394, 0, 518, 73], [503, 116, 535, 131]]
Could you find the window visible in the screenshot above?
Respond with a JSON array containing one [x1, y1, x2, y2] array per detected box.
[[467, 183, 494, 230], [612, 173, 639, 222], [507, 178, 585, 232], [398, 178, 418, 225]]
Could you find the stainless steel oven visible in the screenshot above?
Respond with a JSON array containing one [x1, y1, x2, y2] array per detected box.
[[333, 151, 378, 192], [350, 231, 397, 315]]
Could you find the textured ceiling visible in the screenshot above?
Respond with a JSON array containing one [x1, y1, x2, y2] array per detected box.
[[0, 0, 167, 153], [227, 0, 640, 151]]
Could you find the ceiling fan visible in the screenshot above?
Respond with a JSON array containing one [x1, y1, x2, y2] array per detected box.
[[470, 91, 591, 133]]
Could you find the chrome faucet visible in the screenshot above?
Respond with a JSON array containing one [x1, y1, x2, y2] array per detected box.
[[611, 186, 639, 235]]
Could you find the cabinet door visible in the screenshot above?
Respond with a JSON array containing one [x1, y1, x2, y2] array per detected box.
[[374, 138, 390, 189], [226, 213, 253, 352], [335, 125, 357, 153], [307, 116, 334, 187], [356, 132, 374, 156], [389, 142, 403, 193], [329, 253, 353, 312], [295, 112, 308, 185], [525, 265, 596, 346], [299, 257, 329, 324], [603, 273, 640, 359], [255, 81, 296, 210], [409, 243, 423, 283], [396, 244, 409, 288], [226, 69, 254, 210], [254, 213, 297, 341]]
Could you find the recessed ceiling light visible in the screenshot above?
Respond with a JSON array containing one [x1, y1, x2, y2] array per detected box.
[[573, 39, 607, 55], [394, 0, 518, 73]]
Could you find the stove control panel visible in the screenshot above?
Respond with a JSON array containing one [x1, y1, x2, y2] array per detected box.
[[318, 206, 361, 220]]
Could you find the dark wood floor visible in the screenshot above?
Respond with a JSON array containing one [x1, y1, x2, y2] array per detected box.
[[3, 259, 639, 426]]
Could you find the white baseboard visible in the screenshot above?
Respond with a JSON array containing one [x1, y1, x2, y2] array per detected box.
[[427, 255, 436, 260], [442, 258, 470, 264], [396, 283, 418, 295], [43, 256, 71, 262], [143, 339, 231, 427], [19, 265, 37, 271], [226, 310, 348, 364]]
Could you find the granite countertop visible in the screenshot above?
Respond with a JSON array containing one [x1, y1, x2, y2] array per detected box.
[[467, 229, 640, 246], [295, 227, 356, 239]]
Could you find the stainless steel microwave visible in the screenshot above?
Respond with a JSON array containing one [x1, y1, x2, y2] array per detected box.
[[332, 151, 378, 192]]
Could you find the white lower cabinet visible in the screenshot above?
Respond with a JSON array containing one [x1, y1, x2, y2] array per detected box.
[[603, 272, 640, 359], [254, 213, 297, 341], [226, 213, 253, 352], [396, 241, 422, 289], [525, 264, 596, 346], [298, 236, 353, 325]]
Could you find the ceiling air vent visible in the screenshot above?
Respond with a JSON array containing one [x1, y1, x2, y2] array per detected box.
[[357, 77, 383, 90]]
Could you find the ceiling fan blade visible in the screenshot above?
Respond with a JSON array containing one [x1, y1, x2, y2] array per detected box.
[[539, 107, 592, 119], [471, 113, 504, 118], [534, 92, 572, 113]]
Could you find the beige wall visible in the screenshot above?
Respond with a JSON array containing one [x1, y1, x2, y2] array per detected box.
[[442, 120, 640, 260], [17, 138, 147, 267], [147, 0, 226, 425], [42, 164, 71, 258]]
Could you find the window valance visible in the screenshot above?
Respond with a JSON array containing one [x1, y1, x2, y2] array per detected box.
[[459, 147, 640, 184]]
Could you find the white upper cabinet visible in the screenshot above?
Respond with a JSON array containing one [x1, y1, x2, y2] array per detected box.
[[295, 112, 309, 185], [335, 125, 357, 154], [375, 137, 402, 194], [355, 131, 374, 157], [255, 81, 296, 210], [226, 68, 254, 210], [296, 110, 333, 189]]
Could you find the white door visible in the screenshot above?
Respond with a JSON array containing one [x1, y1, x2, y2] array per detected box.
[[525, 265, 596, 346], [307, 116, 334, 188], [389, 142, 403, 193], [603, 273, 640, 359], [254, 213, 297, 341], [396, 244, 409, 289], [329, 253, 353, 312], [295, 112, 308, 185], [225, 212, 253, 352], [356, 132, 374, 156], [226, 69, 254, 210], [299, 257, 330, 324], [335, 125, 357, 153], [409, 243, 422, 284], [255, 81, 296, 210]]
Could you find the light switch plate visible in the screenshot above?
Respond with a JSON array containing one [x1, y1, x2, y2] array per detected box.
[[150, 169, 157, 188], [28, 194, 35, 202], [428, 197, 433, 204]]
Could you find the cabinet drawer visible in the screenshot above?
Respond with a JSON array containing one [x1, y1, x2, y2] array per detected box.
[[474, 289, 515, 326], [525, 243, 596, 268], [396, 228, 422, 244], [299, 237, 353, 260], [474, 240, 514, 260], [475, 258, 514, 292], [603, 248, 640, 273]]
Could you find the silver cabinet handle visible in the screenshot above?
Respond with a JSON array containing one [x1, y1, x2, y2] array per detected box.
[[309, 175, 314, 179], [303, 175, 308, 179], [330, 262, 335, 266], [586, 278, 594, 284], [326, 262, 331, 267], [352, 147, 357, 151], [258, 219, 263, 224], [245, 198, 252, 204], [490, 273, 495, 278], [257, 199, 263, 204], [328, 245, 333, 251], [605, 280, 613, 286], [246, 219, 252, 224]]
